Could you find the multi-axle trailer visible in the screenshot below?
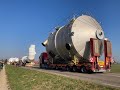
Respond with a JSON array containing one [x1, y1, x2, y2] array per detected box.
[[39, 38, 112, 73]]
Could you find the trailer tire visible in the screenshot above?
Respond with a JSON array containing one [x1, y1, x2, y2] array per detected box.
[[80, 66, 87, 73], [39, 64, 42, 68], [66, 66, 71, 71], [72, 66, 77, 72], [55, 66, 58, 70], [88, 70, 93, 74]]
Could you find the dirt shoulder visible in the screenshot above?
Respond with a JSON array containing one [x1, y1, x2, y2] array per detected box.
[[0, 66, 9, 90]]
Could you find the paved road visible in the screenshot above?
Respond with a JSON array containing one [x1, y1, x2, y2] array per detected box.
[[0, 66, 9, 90], [23, 67, 120, 88]]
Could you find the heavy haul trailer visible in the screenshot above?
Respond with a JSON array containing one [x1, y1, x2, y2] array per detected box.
[[39, 15, 112, 73], [39, 38, 112, 73]]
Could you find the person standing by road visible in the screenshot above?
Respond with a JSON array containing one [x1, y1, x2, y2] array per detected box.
[[0, 62, 3, 69]]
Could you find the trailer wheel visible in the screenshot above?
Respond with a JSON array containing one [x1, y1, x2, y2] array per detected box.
[[39, 64, 43, 68], [88, 70, 93, 74], [72, 66, 77, 72], [80, 66, 87, 73], [55, 66, 58, 70], [66, 66, 71, 71], [39, 64, 42, 68]]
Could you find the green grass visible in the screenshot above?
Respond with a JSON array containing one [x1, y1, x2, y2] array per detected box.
[[6, 65, 118, 90], [111, 64, 120, 73]]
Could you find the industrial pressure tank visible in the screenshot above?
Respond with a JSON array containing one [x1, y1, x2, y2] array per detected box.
[[21, 56, 28, 63], [42, 15, 105, 61], [8, 58, 19, 63], [28, 45, 36, 60]]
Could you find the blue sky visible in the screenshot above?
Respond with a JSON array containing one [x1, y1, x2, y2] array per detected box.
[[0, 0, 120, 61]]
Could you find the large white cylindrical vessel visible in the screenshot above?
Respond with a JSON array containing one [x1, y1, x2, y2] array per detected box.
[[29, 45, 36, 60], [22, 56, 28, 63], [44, 15, 104, 61], [8, 58, 19, 63]]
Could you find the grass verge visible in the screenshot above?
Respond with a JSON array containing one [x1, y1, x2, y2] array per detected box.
[[6, 65, 118, 90], [111, 64, 120, 73]]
